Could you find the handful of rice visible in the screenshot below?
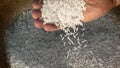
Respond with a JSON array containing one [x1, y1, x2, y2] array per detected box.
[[41, 0, 86, 29], [41, 0, 86, 46]]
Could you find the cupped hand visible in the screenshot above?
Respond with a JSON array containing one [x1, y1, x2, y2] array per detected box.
[[32, 0, 116, 31]]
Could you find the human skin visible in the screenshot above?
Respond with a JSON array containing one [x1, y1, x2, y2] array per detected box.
[[32, 0, 119, 31]]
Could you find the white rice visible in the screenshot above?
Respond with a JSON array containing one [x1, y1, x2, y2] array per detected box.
[[41, 2, 88, 67], [41, 0, 86, 29], [41, 0, 86, 45]]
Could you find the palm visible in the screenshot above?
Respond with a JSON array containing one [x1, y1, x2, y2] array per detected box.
[[82, 0, 116, 22]]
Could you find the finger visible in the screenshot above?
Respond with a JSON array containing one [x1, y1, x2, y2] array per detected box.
[[32, 10, 41, 19], [84, 0, 90, 2], [34, 19, 44, 28], [84, 0, 96, 4], [43, 23, 60, 32], [32, 0, 43, 9]]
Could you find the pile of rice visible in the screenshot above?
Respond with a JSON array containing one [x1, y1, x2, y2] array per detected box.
[[41, 0, 86, 29]]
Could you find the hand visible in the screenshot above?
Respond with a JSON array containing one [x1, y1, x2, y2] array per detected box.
[[82, 0, 116, 22], [32, 0, 116, 31]]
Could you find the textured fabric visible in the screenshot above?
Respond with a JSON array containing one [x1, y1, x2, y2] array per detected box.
[[4, 6, 120, 68]]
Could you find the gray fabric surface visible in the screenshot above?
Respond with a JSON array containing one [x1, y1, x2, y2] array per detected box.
[[4, 6, 120, 68]]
